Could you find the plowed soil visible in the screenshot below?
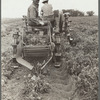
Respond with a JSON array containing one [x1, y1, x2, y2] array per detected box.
[[1, 16, 98, 100]]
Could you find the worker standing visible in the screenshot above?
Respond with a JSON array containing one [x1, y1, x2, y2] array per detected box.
[[41, 0, 56, 28]]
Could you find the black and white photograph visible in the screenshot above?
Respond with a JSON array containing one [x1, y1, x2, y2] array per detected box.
[[1, 0, 98, 100]]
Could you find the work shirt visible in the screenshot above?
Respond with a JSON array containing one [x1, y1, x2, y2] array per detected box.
[[27, 3, 40, 25], [41, 3, 54, 17]]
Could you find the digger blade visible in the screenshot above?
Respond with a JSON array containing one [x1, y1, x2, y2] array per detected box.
[[16, 57, 34, 70], [15, 41, 34, 70]]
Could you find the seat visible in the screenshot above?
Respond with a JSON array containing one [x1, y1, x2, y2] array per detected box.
[[22, 15, 49, 31]]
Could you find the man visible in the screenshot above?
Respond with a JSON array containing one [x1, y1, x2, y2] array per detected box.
[[41, 0, 56, 28], [41, 0, 53, 17], [27, 0, 44, 26]]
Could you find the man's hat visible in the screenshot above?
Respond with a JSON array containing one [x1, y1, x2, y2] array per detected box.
[[42, 0, 48, 3]]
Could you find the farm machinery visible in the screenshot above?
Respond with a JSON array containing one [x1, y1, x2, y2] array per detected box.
[[12, 12, 74, 71]]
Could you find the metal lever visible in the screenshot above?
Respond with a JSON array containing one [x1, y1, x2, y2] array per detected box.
[[41, 53, 53, 70]]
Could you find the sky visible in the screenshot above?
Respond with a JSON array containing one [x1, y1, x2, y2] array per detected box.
[[2, 0, 98, 18]]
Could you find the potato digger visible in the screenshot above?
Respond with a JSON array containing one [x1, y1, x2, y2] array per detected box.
[[11, 12, 75, 72]]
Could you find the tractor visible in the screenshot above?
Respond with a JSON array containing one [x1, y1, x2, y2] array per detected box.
[[11, 12, 74, 71]]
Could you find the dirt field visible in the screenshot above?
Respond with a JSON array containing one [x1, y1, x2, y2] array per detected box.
[[1, 16, 98, 100]]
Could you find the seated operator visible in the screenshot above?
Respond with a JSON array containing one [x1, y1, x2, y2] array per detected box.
[[27, 0, 44, 26]]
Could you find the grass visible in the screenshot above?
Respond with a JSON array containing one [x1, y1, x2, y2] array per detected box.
[[62, 16, 98, 100]]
